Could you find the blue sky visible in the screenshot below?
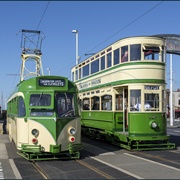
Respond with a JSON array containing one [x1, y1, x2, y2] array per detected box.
[[0, 1, 180, 109]]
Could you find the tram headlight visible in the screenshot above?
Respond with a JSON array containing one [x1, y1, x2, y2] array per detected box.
[[31, 129, 39, 137], [149, 121, 158, 129], [68, 127, 76, 135]]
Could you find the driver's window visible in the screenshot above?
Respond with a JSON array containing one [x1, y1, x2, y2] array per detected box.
[[56, 93, 75, 117]]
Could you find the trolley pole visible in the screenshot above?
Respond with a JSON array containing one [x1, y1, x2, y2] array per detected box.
[[170, 53, 173, 126]]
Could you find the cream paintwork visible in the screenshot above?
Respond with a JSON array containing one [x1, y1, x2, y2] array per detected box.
[[8, 116, 81, 152], [57, 117, 81, 151], [76, 64, 165, 91]]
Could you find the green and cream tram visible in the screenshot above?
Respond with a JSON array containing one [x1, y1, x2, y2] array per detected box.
[[71, 35, 175, 150]]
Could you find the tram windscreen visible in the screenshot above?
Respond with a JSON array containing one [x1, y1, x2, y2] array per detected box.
[[30, 94, 51, 106], [55, 93, 75, 117]]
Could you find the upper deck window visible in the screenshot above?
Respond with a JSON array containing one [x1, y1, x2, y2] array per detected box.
[[91, 59, 99, 74], [107, 52, 112, 68], [101, 56, 105, 70], [83, 64, 89, 77], [79, 68, 81, 79], [114, 48, 120, 65], [75, 70, 78, 81], [130, 44, 141, 61], [143, 46, 160, 60], [121, 46, 128, 63], [72, 72, 74, 82]]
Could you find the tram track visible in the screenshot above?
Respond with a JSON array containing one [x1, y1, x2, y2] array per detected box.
[[32, 159, 116, 179], [75, 159, 115, 179], [32, 161, 52, 179]]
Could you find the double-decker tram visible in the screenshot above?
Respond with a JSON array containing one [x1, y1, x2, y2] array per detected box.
[[71, 35, 176, 150], [6, 30, 83, 161]]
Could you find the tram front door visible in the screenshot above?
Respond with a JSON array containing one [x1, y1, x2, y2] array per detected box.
[[115, 86, 128, 131]]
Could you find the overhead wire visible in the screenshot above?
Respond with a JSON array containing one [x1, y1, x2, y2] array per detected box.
[[84, 1, 164, 55], [8, 1, 50, 91], [36, 1, 50, 30], [55, 1, 164, 77]]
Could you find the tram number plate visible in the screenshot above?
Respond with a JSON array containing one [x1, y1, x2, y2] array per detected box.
[[145, 85, 159, 90], [39, 79, 65, 87]]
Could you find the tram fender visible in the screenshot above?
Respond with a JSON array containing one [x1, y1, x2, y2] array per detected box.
[[114, 132, 128, 142]]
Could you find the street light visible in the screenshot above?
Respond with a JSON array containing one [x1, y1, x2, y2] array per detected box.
[[47, 68, 50, 76], [170, 54, 173, 126], [72, 30, 79, 65]]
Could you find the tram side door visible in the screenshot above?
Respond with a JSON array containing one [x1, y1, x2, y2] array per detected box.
[[124, 88, 128, 129], [115, 86, 128, 132]]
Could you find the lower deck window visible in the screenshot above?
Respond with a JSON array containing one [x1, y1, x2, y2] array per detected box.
[[130, 90, 141, 111], [101, 95, 112, 110], [144, 93, 159, 111]]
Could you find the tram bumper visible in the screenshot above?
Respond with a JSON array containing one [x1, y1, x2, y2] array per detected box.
[[127, 135, 176, 150], [115, 132, 176, 150]]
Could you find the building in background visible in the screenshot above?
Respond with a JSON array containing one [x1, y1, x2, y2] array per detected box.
[[167, 89, 180, 119]]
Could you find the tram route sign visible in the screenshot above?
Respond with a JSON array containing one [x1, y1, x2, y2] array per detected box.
[[145, 85, 159, 90], [79, 78, 101, 90], [39, 79, 66, 87]]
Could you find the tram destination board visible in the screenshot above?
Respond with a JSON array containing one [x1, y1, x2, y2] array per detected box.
[[39, 79, 66, 87]]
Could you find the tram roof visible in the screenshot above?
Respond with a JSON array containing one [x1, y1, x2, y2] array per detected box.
[[119, 34, 180, 55], [74, 34, 180, 68], [152, 34, 180, 55]]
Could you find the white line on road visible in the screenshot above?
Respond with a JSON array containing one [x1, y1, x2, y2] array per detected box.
[[0, 162, 4, 179], [124, 153, 180, 172], [91, 156, 144, 179], [9, 159, 22, 179]]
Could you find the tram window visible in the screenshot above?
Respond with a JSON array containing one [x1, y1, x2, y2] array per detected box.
[[79, 68, 81, 79], [121, 46, 128, 63], [75, 70, 78, 81], [130, 44, 141, 61], [56, 93, 75, 117], [144, 93, 159, 111], [143, 46, 160, 60], [101, 56, 105, 70], [107, 52, 112, 68], [91, 59, 99, 74], [72, 72, 74, 82], [130, 90, 141, 111], [101, 95, 112, 110], [114, 48, 120, 65], [83, 98, 90, 110], [162, 46, 165, 62], [30, 94, 51, 106], [18, 96, 26, 117], [83, 64, 89, 77], [30, 111, 53, 117], [116, 94, 123, 110], [91, 96, 100, 110], [162, 90, 165, 111]]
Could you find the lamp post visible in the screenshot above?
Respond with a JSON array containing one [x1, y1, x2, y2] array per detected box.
[[72, 30, 79, 65], [47, 68, 50, 76], [170, 54, 173, 126]]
